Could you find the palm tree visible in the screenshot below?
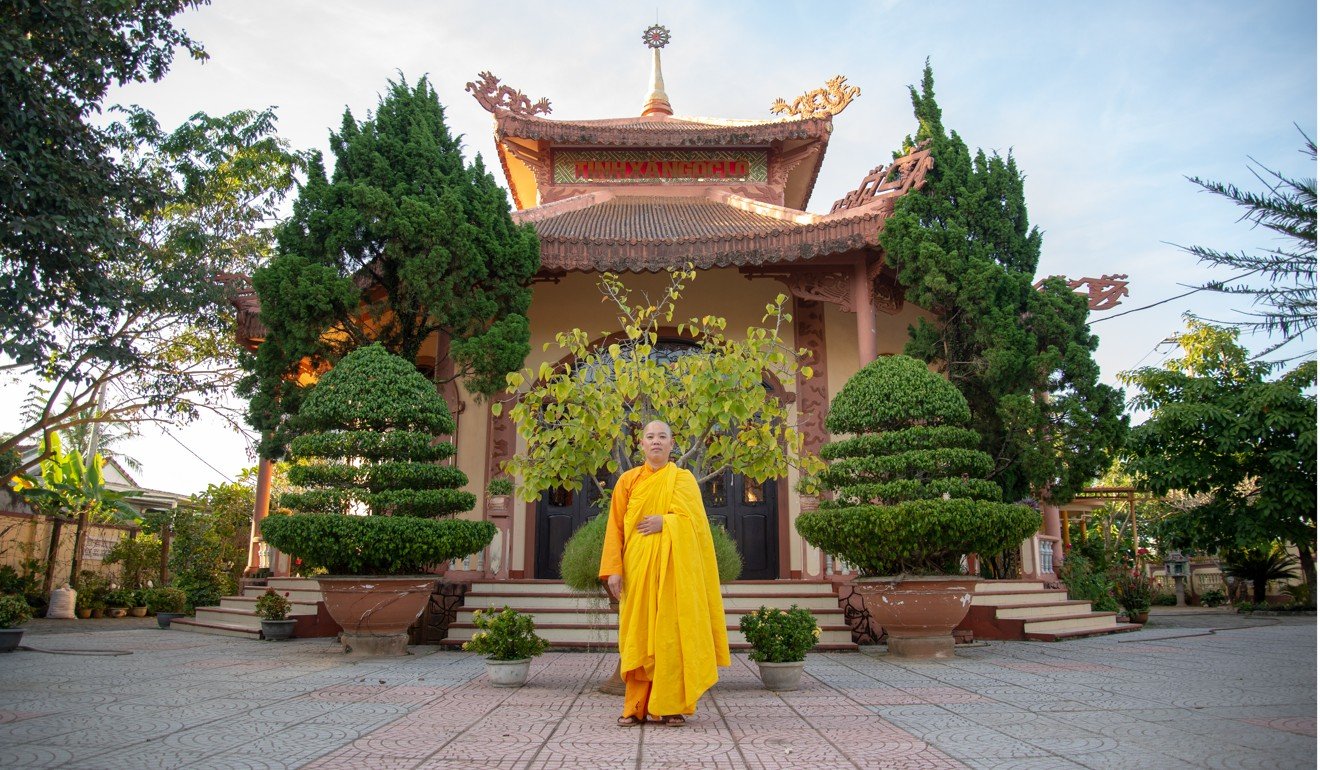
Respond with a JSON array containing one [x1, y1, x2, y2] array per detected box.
[[1223, 545, 1299, 603]]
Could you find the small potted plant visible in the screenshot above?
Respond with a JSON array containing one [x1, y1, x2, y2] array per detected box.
[[486, 477, 514, 516], [254, 589, 296, 641], [74, 590, 93, 619], [0, 594, 33, 652], [1113, 571, 1154, 624], [144, 587, 189, 628], [739, 605, 820, 690], [463, 606, 548, 687], [129, 589, 149, 617], [104, 588, 132, 618]]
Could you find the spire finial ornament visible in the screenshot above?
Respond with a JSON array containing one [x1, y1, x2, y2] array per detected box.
[[641, 24, 673, 117]]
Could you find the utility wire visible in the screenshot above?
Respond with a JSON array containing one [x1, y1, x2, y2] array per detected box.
[[1091, 269, 1259, 324]]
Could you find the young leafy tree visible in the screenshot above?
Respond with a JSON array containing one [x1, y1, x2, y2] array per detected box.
[[1, 0, 208, 370], [1120, 319, 1317, 585], [259, 344, 495, 575], [499, 267, 825, 501], [1180, 132, 1316, 359], [0, 108, 301, 485], [877, 63, 1126, 504], [247, 76, 540, 458]]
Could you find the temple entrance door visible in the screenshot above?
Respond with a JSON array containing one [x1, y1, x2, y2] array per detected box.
[[534, 476, 606, 579], [701, 470, 779, 580]]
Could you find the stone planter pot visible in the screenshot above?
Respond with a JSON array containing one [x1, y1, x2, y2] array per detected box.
[[853, 576, 980, 659], [156, 612, 185, 629], [0, 628, 23, 653], [756, 661, 805, 691], [1129, 610, 1149, 624], [317, 576, 439, 656], [76, 608, 92, 619], [130, 606, 148, 617], [485, 658, 531, 687], [261, 619, 297, 641]]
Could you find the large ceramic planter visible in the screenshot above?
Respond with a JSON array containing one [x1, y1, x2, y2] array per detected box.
[[156, 612, 185, 629], [756, 661, 805, 691], [0, 628, 23, 653], [261, 619, 297, 641], [485, 658, 531, 687], [853, 576, 980, 659], [130, 606, 148, 618], [317, 576, 438, 656]]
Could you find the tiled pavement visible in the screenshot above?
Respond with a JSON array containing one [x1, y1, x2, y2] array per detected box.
[[0, 610, 1313, 769]]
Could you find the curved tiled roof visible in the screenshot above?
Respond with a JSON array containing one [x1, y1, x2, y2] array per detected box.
[[523, 194, 895, 273], [494, 112, 833, 147]]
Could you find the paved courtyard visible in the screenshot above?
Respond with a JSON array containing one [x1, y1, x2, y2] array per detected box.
[[0, 609, 1313, 769]]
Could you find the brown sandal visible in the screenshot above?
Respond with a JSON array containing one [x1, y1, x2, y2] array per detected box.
[[658, 715, 686, 726], [617, 715, 644, 727]]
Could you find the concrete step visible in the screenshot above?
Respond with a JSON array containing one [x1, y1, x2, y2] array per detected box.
[[973, 580, 1048, 593], [465, 580, 840, 598], [1023, 612, 1123, 634], [1025, 623, 1143, 642], [220, 596, 320, 613], [971, 589, 1069, 606], [444, 621, 857, 648], [170, 618, 261, 640], [462, 591, 841, 612], [194, 606, 264, 630], [994, 601, 1095, 620]]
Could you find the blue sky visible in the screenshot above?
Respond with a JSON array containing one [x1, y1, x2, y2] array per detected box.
[[9, 0, 1315, 495]]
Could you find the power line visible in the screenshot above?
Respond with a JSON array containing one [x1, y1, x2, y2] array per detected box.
[[1091, 269, 1259, 324]]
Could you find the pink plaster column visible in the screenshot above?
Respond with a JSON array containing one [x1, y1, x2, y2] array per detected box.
[[853, 259, 876, 365], [244, 457, 274, 576], [1042, 503, 1063, 573]]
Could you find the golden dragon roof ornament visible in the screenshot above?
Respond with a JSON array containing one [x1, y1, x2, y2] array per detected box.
[[465, 71, 552, 117], [770, 75, 861, 119]]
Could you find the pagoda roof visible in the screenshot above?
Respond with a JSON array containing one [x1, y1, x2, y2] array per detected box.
[[491, 111, 833, 147]]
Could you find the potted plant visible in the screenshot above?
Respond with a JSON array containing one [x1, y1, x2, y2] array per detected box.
[[1112, 571, 1154, 623], [739, 605, 820, 690], [462, 606, 549, 687], [129, 589, 149, 617], [795, 356, 1040, 658], [255, 589, 296, 641], [104, 588, 133, 618], [486, 477, 514, 516], [144, 587, 189, 628], [74, 590, 93, 619], [0, 594, 33, 652], [258, 345, 496, 656]]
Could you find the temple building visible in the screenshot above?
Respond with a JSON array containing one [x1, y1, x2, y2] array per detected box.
[[230, 27, 1133, 643]]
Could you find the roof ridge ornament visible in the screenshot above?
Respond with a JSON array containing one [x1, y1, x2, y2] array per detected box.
[[771, 75, 861, 119], [465, 71, 552, 117], [641, 24, 673, 117]]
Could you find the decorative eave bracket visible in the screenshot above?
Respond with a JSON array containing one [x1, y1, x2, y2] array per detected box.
[[466, 71, 552, 117]]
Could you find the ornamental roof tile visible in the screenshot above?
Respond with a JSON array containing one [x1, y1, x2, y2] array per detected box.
[[494, 112, 832, 147]]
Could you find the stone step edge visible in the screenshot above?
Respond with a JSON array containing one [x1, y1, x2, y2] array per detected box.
[[974, 589, 1068, 598], [170, 619, 261, 637], [195, 606, 318, 620], [991, 600, 1093, 611], [448, 621, 855, 634], [1025, 623, 1142, 641], [438, 638, 858, 651]]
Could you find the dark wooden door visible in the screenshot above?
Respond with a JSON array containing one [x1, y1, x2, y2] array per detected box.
[[702, 470, 778, 579], [534, 482, 604, 579]]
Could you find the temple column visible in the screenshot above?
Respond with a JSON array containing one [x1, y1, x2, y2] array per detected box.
[[244, 456, 274, 576], [1042, 503, 1062, 574], [483, 406, 516, 579], [853, 258, 876, 365], [792, 296, 828, 579]]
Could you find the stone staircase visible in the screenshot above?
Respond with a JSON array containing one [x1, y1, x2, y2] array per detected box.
[[171, 577, 340, 640], [958, 579, 1141, 641], [445, 579, 857, 651]]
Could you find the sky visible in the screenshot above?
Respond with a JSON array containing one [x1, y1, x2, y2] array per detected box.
[[4, 0, 1316, 497]]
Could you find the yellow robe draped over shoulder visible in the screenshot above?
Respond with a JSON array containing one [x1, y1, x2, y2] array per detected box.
[[600, 462, 730, 716]]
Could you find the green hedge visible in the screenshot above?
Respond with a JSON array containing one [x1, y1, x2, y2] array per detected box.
[[290, 430, 457, 462], [260, 514, 496, 575]]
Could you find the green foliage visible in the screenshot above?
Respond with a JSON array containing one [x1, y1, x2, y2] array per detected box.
[[1111, 571, 1156, 614], [796, 356, 1039, 576], [1223, 545, 1299, 604], [486, 478, 514, 497], [462, 606, 549, 661], [104, 588, 134, 608], [0, 0, 207, 370], [103, 535, 162, 591], [502, 267, 825, 498], [1198, 588, 1226, 608], [0, 594, 33, 628], [877, 62, 1126, 503], [1152, 592, 1178, 607], [739, 605, 820, 663], [159, 480, 255, 610], [248, 75, 539, 457], [259, 514, 495, 575], [0, 559, 43, 609], [254, 588, 292, 621], [1058, 552, 1120, 613], [557, 514, 742, 593], [1120, 321, 1316, 562], [143, 586, 187, 614], [1179, 132, 1316, 358]]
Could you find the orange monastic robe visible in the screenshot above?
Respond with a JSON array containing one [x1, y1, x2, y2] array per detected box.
[[599, 462, 730, 716]]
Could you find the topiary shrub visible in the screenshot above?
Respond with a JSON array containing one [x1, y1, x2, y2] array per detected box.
[[260, 344, 495, 575], [795, 355, 1040, 576]]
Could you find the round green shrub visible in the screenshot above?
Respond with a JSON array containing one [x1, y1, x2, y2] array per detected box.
[[260, 514, 496, 575], [143, 587, 188, 614], [0, 593, 33, 628], [795, 355, 1039, 576]]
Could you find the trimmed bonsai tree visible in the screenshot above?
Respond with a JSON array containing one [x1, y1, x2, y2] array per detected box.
[[795, 355, 1040, 576], [260, 344, 496, 574]]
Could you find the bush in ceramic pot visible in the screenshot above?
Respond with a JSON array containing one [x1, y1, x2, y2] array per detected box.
[[739, 605, 820, 691], [0, 594, 32, 652], [463, 606, 549, 687], [144, 587, 188, 628], [258, 344, 496, 654], [795, 355, 1040, 657]]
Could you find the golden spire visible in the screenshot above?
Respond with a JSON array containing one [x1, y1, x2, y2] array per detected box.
[[641, 24, 673, 117]]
